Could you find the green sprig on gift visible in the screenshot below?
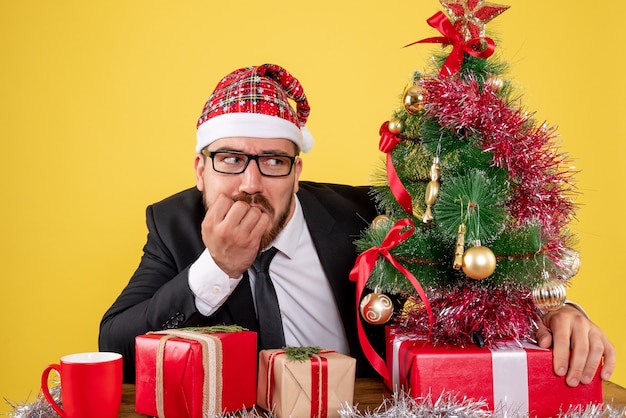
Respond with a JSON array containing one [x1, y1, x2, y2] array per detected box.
[[177, 325, 248, 333], [284, 346, 322, 362]]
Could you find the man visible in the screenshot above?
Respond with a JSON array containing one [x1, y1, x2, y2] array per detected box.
[[99, 63, 615, 386]]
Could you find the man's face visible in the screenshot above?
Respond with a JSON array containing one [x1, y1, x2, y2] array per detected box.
[[194, 137, 302, 249]]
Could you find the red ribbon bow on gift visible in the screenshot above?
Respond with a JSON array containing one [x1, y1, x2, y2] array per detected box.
[[379, 122, 414, 217], [349, 218, 433, 380], [405, 11, 496, 77]]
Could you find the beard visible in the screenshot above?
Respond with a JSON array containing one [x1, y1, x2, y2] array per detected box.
[[203, 191, 292, 252], [232, 192, 291, 250]]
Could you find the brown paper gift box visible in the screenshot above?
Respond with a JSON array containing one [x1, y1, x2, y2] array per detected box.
[[257, 349, 356, 418]]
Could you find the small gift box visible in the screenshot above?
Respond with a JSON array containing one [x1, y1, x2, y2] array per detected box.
[[135, 326, 257, 418], [386, 329, 603, 417], [257, 347, 356, 418]]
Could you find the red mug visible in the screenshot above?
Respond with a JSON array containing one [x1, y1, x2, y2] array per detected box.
[[41, 352, 123, 418]]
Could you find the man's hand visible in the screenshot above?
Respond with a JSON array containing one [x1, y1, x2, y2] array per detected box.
[[536, 304, 616, 387], [201, 193, 271, 278]]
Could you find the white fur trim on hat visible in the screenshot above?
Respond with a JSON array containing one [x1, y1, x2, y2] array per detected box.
[[196, 113, 313, 153]]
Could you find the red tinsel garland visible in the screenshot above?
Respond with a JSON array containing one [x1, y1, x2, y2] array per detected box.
[[419, 76, 576, 236], [399, 282, 540, 347]]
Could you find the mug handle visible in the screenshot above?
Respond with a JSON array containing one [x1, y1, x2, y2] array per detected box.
[[41, 364, 65, 417]]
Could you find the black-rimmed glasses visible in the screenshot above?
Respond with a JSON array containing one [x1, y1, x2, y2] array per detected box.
[[202, 150, 297, 177]]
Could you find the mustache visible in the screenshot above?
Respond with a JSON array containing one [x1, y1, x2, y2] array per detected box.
[[232, 193, 275, 216]]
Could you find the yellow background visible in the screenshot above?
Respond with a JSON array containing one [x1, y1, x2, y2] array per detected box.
[[1, 0, 623, 410]]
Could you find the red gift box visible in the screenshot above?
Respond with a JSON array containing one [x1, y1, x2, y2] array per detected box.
[[257, 349, 356, 418], [386, 329, 603, 417], [135, 327, 257, 418]]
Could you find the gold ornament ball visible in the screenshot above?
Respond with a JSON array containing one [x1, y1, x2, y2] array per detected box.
[[400, 296, 423, 319], [461, 246, 496, 280], [371, 214, 390, 229], [360, 291, 394, 325], [561, 248, 581, 279], [485, 75, 504, 92], [532, 279, 567, 312], [403, 85, 426, 114], [388, 118, 403, 135]]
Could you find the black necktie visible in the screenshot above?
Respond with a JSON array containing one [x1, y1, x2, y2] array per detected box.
[[253, 247, 286, 349]]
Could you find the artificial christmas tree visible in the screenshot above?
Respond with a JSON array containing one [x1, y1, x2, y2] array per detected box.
[[349, 2, 598, 412], [350, 0, 602, 416]]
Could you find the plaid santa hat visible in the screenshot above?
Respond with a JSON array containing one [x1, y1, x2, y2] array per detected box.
[[196, 64, 314, 153]]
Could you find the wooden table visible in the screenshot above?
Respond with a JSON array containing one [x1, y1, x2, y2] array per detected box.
[[119, 379, 626, 417]]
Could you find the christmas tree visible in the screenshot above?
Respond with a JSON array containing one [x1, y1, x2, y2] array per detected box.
[[350, 0, 580, 375]]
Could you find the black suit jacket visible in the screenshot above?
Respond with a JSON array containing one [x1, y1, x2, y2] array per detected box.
[[99, 182, 380, 382]]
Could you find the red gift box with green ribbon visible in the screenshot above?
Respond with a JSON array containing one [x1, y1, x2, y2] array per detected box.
[[135, 326, 257, 418], [257, 348, 356, 418]]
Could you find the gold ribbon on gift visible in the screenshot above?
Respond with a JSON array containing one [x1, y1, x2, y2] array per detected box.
[[151, 329, 224, 418]]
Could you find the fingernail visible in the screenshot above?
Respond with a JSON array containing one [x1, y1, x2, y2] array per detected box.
[[566, 376, 579, 387], [557, 367, 567, 376]]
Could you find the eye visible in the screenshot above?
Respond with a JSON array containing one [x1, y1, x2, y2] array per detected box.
[[264, 156, 288, 167], [220, 153, 246, 165]]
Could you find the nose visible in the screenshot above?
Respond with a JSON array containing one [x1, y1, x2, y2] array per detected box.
[[238, 159, 264, 194]]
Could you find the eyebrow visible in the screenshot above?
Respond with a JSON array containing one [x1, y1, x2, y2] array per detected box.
[[210, 147, 294, 156]]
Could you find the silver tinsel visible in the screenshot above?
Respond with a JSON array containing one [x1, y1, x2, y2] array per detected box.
[[339, 390, 493, 418], [6, 386, 626, 418], [5, 383, 60, 418], [222, 408, 273, 418], [337, 390, 626, 418]]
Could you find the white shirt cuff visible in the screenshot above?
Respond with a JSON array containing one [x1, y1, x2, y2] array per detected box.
[[188, 249, 243, 316], [564, 299, 588, 318]]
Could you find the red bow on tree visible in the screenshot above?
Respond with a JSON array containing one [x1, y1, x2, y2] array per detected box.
[[405, 11, 496, 77], [349, 218, 433, 379], [379, 122, 414, 217]]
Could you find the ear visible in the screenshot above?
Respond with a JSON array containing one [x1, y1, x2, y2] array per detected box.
[[293, 157, 303, 194], [194, 154, 206, 192]]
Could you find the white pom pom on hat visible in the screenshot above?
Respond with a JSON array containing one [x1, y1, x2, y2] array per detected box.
[[196, 64, 314, 153]]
